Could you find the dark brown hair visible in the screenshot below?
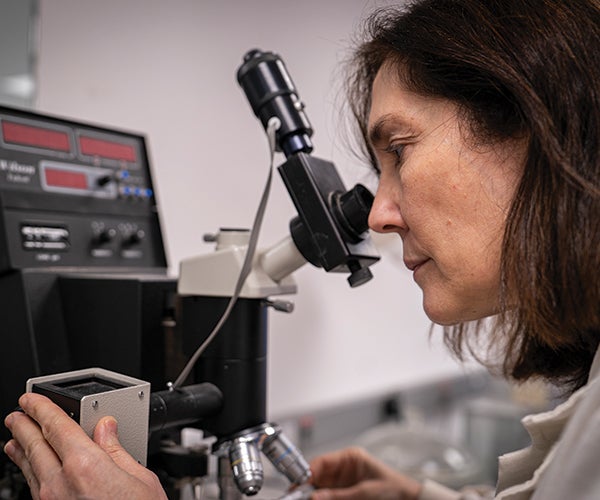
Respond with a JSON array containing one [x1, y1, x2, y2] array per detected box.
[[347, 0, 600, 391]]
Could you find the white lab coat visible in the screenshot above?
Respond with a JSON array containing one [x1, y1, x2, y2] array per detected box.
[[420, 345, 600, 500]]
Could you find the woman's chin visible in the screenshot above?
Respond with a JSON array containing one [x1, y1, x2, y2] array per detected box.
[[422, 298, 482, 326]]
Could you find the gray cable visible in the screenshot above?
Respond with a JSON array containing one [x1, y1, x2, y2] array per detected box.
[[171, 117, 281, 389]]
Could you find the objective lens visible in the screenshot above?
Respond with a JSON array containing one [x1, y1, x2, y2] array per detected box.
[[229, 437, 263, 495], [262, 432, 312, 485]]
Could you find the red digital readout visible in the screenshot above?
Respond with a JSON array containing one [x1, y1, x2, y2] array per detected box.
[[79, 136, 136, 162], [2, 121, 71, 152], [45, 168, 88, 190]]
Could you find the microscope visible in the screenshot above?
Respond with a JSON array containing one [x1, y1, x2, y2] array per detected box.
[[0, 49, 379, 499], [175, 49, 380, 497]]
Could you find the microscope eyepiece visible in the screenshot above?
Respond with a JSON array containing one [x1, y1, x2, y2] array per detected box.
[[237, 48, 380, 287], [331, 184, 374, 244], [237, 49, 313, 157]]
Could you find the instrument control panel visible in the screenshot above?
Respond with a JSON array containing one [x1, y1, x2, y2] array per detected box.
[[0, 105, 167, 271]]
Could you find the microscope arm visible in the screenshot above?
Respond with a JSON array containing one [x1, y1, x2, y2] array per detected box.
[[178, 231, 302, 299]]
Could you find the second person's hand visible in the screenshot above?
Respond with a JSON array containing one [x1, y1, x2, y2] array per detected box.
[[309, 447, 422, 500]]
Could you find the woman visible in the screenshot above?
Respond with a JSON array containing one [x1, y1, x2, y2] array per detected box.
[[4, 1, 600, 499], [310, 0, 600, 498]]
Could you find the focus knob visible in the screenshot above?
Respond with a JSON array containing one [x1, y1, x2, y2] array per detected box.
[[347, 260, 373, 288]]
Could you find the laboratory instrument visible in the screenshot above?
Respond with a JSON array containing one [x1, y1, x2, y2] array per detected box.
[[0, 48, 380, 499]]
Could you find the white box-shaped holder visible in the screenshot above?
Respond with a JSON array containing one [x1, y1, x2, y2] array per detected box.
[[27, 367, 150, 465]]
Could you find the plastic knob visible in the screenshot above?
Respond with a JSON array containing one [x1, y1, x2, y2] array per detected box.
[[127, 229, 145, 245], [347, 265, 373, 288], [96, 228, 116, 244]]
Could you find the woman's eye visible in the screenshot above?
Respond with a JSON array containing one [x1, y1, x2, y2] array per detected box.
[[386, 143, 406, 165]]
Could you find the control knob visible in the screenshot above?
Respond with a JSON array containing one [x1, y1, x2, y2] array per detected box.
[[96, 174, 113, 187], [124, 229, 145, 246], [95, 227, 116, 244]]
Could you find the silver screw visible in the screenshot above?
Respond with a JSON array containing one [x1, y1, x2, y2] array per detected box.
[[138, 391, 145, 399], [92, 400, 98, 409]]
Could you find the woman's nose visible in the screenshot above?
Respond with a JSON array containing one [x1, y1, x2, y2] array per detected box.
[[368, 183, 406, 234]]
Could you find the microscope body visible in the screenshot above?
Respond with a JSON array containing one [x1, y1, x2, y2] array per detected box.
[[178, 229, 311, 496], [175, 47, 382, 497], [180, 293, 268, 438]]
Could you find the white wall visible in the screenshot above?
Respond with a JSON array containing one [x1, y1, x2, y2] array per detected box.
[[35, 0, 468, 418]]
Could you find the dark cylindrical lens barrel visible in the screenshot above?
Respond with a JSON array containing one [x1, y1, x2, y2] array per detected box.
[[332, 184, 374, 243], [149, 383, 223, 432], [237, 49, 313, 157]]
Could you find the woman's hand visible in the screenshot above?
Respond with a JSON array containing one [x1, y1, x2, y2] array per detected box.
[[4, 392, 167, 500], [309, 447, 422, 500]]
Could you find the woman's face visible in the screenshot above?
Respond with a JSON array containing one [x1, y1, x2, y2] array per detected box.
[[367, 65, 526, 325]]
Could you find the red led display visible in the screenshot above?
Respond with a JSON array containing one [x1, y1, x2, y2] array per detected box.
[[2, 121, 71, 152], [79, 136, 136, 162], [45, 168, 88, 190]]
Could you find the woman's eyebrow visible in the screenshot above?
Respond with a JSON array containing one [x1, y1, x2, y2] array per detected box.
[[368, 114, 412, 147]]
